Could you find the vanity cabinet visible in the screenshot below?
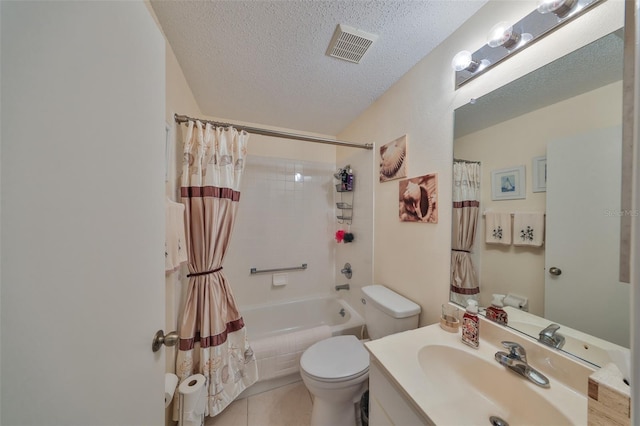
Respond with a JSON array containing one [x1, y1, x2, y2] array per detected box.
[[368, 360, 429, 426]]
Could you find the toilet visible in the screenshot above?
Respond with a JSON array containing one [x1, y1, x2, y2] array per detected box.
[[300, 285, 421, 426]]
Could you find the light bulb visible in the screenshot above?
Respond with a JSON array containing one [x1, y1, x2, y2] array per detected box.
[[487, 21, 521, 49], [451, 50, 478, 72], [537, 0, 577, 17]]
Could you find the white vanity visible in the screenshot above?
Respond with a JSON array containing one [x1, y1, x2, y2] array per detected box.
[[365, 317, 596, 425]]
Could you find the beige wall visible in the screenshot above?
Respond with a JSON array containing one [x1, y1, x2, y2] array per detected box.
[[338, 0, 624, 327], [455, 81, 622, 315]]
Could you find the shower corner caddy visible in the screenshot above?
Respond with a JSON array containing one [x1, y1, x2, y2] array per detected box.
[[334, 166, 354, 224]]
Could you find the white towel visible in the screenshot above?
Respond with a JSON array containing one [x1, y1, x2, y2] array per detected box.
[[513, 212, 545, 247], [251, 325, 332, 381], [485, 212, 512, 245], [165, 199, 188, 272]]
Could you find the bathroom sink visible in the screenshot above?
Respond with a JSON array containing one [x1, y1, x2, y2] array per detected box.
[[365, 320, 591, 425], [417, 344, 572, 425]]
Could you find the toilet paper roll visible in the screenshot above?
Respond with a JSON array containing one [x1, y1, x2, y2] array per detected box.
[[165, 373, 179, 408], [178, 374, 207, 426]]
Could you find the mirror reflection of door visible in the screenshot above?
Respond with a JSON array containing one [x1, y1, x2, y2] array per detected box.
[[545, 125, 629, 347]]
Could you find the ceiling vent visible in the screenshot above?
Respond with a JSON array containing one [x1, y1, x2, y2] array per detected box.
[[326, 24, 378, 64]]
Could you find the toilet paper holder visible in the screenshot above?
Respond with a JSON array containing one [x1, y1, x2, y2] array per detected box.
[[152, 329, 179, 352]]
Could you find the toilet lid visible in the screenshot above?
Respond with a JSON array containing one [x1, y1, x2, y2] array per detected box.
[[300, 335, 369, 380]]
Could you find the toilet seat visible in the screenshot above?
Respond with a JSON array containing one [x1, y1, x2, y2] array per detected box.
[[300, 335, 369, 382]]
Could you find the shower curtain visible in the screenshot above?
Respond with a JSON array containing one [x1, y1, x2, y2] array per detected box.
[[175, 120, 257, 418], [450, 160, 481, 306]]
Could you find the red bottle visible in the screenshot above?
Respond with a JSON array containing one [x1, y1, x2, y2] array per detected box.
[[461, 300, 479, 348]]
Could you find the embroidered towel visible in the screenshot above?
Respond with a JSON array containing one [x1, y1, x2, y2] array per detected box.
[[513, 211, 545, 247], [485, 212, 512, 245], [165, 199, 188, 272]]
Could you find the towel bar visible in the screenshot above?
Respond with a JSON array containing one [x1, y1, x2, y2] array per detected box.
[[250, 264, 308, 275], [482, 212, 546, 217]]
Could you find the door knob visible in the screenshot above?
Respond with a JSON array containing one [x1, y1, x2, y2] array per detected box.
[[549, 267, 562, 276], [152, 329, 179, 352]]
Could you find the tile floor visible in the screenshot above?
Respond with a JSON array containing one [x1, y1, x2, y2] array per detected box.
[[205, 381, 313, 426]]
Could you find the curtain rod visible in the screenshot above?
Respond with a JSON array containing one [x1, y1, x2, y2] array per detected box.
[[174, 114, 373, 150]]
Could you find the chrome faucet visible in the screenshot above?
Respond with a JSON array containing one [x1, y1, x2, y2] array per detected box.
[[538, 323, 565, 349], [335, 283, 350, 291], [494, 341, 550, 388]]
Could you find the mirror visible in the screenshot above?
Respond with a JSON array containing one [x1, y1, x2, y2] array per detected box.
[[452, 29, 628, 367]]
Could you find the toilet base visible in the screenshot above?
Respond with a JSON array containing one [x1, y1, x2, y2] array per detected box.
[[310, 390, 365, 426]]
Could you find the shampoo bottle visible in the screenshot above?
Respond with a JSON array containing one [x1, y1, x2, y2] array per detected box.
[[461, 299, 479, 348], [486, 294, 508, 325]]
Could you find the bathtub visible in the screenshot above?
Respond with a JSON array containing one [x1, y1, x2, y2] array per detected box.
[[238, 295, 365, 397], [242, 295, 365, 340]]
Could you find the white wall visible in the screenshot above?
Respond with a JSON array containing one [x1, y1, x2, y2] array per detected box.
[[1, 2, 166, 424], [338, 0, 624, 327], [225, 155, 336, 307], [455, 81, 623, 314]]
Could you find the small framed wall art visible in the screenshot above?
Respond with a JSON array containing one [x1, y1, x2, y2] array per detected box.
[[398, 173, 438, 223], [491, 165, 525, 201], [379, 135, 407, 182], [532, 156, 547, 193]]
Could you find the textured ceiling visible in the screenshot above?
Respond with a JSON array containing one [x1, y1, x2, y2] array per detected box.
[[151, 0, 488, 136]]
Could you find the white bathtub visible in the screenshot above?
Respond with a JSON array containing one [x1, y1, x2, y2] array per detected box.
[[241, 295, 365, 340], [238, 295, 365, 397]]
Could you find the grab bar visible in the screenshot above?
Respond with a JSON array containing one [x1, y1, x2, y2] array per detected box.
[[250, 263, 308, 275]]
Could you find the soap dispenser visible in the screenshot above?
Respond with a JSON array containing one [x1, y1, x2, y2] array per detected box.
[[461, 299, 479, 348], [486, 294, 508, 325]]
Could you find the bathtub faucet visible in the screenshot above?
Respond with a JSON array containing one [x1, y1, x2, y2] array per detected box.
[[335, 284, 350, 291]]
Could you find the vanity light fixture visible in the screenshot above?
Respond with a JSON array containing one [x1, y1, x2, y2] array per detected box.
[[451, 50, 478, 72], [453, 0, 604, 89], [451, 51, 490, 73], [487, 21, 533, 50], [536, 0, 578, 18]]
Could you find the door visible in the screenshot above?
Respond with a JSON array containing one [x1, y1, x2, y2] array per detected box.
[[545, 125, 629, 347], [1, 2, 166, 424]]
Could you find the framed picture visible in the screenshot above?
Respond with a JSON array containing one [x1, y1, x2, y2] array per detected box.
[[532, 156, 547, 193], [398, 173, 438, 223], [491, 166, 525, 200], [379, 135, 407, 182]]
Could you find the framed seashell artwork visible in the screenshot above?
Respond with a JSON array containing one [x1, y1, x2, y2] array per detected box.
[[399, 173, 438, 223], [379, 135, 407, 182]]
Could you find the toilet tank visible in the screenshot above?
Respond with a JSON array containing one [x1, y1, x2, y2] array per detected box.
[[361, 285, 421, 340]]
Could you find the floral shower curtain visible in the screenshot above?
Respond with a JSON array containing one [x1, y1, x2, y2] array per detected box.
[[175, 120, 257, 418], [450, 160, 481, 306]]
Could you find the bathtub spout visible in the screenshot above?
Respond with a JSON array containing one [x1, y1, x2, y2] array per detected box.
[[335, 284, 350, 291]]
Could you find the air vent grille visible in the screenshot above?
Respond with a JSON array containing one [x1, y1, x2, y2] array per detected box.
[[326, 24, 378, 64]]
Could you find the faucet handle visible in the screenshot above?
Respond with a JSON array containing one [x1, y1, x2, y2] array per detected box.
[[540, 323, 560, 336], [501, 341, 527, 362]]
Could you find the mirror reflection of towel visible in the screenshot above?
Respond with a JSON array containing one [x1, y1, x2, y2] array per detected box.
[[485, 212, 511, 245], [166, 199, 188, 272], [513, 212, 544, 247]]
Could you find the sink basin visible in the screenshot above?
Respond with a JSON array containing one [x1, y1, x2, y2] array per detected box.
[[418, 345, 572, 425], [365, 321, 591, 425]]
